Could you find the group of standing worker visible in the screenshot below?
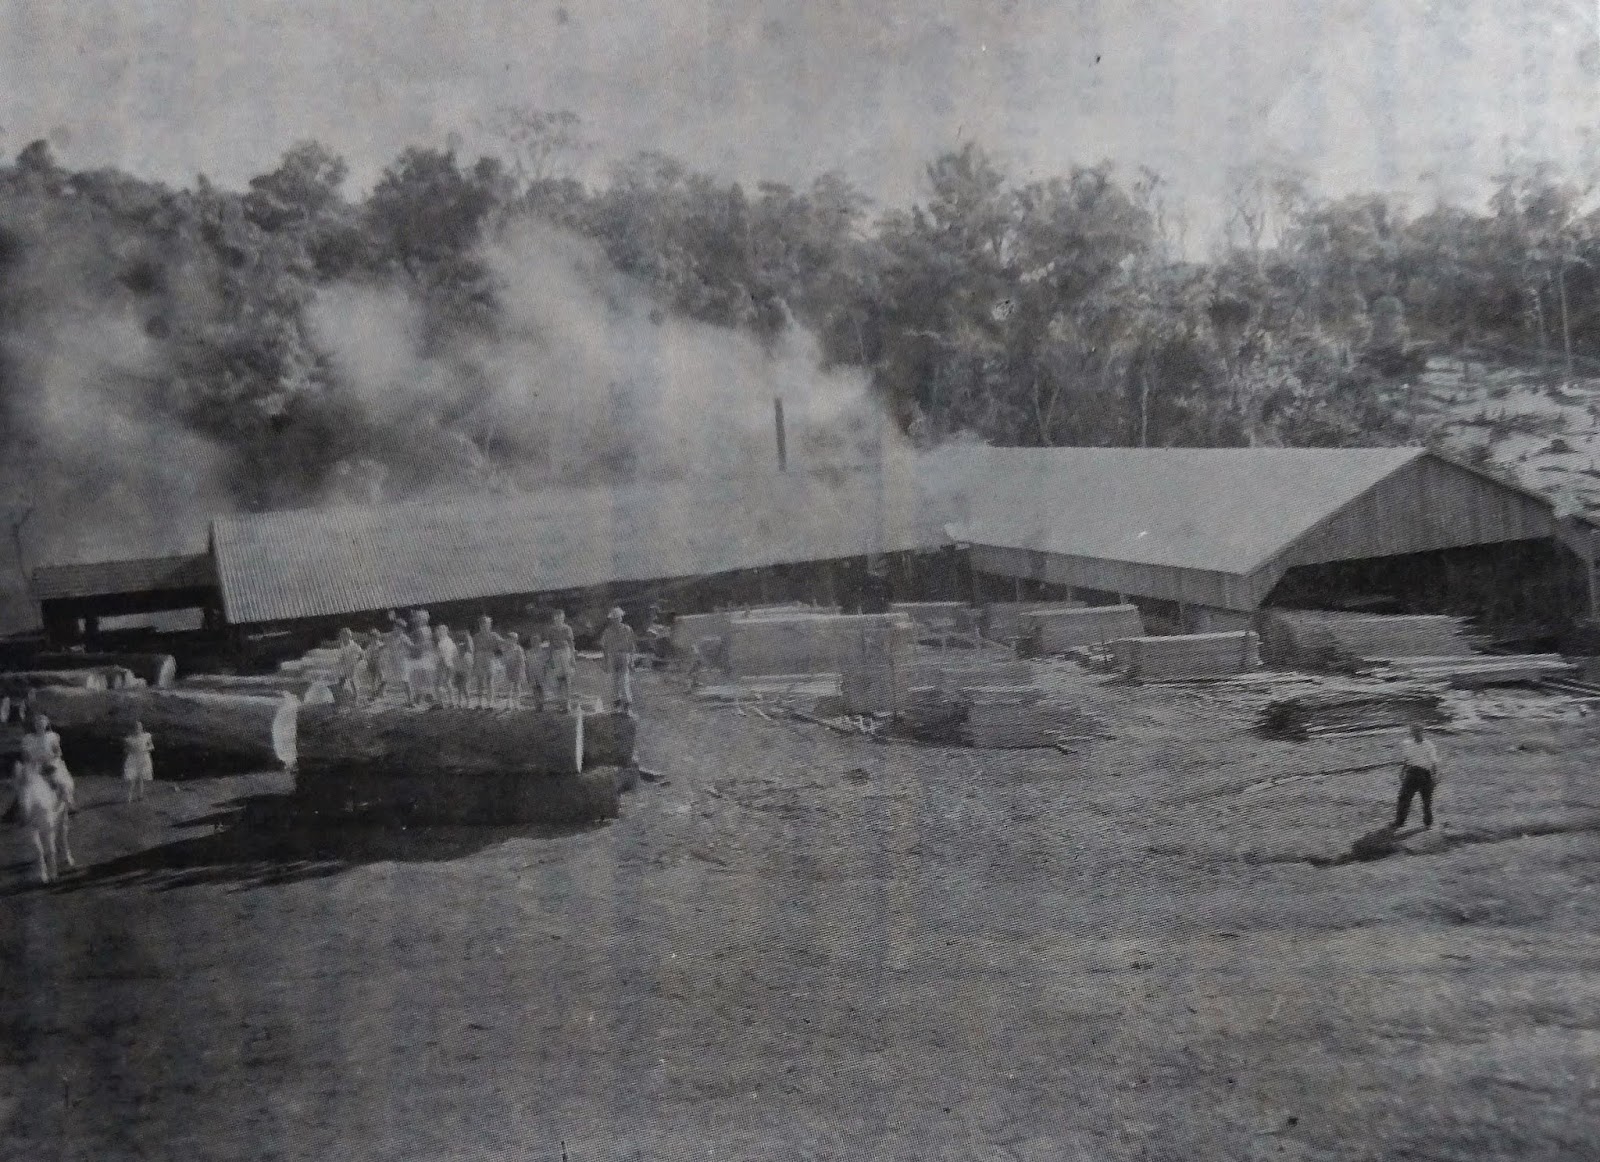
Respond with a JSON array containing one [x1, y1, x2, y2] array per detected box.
[[331, 606, 639, 713]]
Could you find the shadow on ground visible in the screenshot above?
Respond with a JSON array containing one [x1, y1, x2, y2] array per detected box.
[[6, 793, 613, 896]]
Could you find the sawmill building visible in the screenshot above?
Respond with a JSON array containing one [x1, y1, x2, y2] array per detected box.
[[22, 446, 1594, 656]]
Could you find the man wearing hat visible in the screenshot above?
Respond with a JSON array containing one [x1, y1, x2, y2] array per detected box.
[[599, 607, 637, 712]]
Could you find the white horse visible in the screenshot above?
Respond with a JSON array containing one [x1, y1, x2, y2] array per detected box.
[[12, 759, 74, 884]]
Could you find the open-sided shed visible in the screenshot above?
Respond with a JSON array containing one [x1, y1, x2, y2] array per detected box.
[[947, 447, 1578, 629]]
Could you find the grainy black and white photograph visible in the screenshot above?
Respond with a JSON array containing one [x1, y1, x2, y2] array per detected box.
[[2, 2, 1599, 1158]]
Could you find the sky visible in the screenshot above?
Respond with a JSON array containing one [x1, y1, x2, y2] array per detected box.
[[0, 0, 1597, 245]]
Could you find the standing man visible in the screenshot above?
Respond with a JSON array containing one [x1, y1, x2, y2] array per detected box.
[[471, 616, 502, 708], [335, 628, 364, 703], [502, 632, 528, 708], [546, 609, 577, 708], [599, 607, 637, 712], [1395, 724, 1442, 830]]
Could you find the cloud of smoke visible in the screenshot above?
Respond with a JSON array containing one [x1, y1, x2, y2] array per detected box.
[[0, 221, 233, 631], [307, 220, 897, 498]]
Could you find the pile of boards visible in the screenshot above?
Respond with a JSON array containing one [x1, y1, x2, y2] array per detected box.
[[981, 600, 1085, 644], [959, 687, 1104, 749], [1111, 631, 1262, 681], [1378, 654, 1578, 688], [1260, 612, 1478, 669], [1258, 686, 1448, 740], [1021, 604, 1144, 654]]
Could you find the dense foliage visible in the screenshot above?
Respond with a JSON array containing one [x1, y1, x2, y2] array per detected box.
[[2, 118, 1597, 521]]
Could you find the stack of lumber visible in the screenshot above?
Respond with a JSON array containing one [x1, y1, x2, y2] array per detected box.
[[841, 645, 1031, 714], [672, 611, 733, 654], [891, 687, 969, 743], [1258, 688, 1447, 740], [982, 600, 1084, 642], [280, 647, 341, 683], [890, 602, 979, 638], [1112, 631, 1262, 681], [1260, 611, 1476, 668], [29, 686, 295, 772], [727, 611, 916, 677], [1381, 654, 1577, 688], [1020, 604, 1144, 654], [960, 687, 1103, 749]]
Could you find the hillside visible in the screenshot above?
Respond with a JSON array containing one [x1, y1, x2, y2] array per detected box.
[[1412, 356, 1600, 516]]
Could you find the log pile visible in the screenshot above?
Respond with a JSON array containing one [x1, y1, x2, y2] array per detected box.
[[30, 652, 179, 688], [1258, 688, 1447, 740], [295, 764, 620, 826], [29, 686, 295, 773], [295, 705, 583, 778], [1112, 631, 1262, 681], [1020, 604, 1144, 654], [181, 673, 312, 697], [293, 704, 620, 825], [0, 668, 129, 695], [581, 712, 638, 768]]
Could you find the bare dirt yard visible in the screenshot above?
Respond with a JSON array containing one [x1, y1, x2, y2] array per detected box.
[[4, 663, 1600, 1160]]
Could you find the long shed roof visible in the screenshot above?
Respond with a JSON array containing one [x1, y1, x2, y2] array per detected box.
[[200, 444, 1563, 625], [210, 465, 955, 625], [946, 446, 1429, 575], [31, 552, 215, 603]]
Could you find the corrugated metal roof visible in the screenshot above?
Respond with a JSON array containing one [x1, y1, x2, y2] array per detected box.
[[207, 445, 1507, 626], [947, 446, 1431, 577], [32, 553, 216, 602], [211, 466, 957, 625]]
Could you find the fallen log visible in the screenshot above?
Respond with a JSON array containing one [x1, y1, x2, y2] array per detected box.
[[582, 712, 638, 768], [0, 668, 126, 694], [29, 686, 295, 774], [181, 672, 311, 696], [295, 705, 584, 778], [294, 765, 619, 826], [34, 652, 177, 688]]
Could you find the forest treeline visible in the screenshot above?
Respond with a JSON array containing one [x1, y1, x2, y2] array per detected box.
[[2, 112, 1597, 513]]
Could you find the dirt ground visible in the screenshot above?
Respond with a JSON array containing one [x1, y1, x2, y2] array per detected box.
[[4, 662, 1600, 1161]]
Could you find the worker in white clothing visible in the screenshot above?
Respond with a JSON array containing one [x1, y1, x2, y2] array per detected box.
[[545, 610, 577, 708], [599, 607, 637, 712], [1395, 724, 1442, 830], [335, 628, 364, 703]]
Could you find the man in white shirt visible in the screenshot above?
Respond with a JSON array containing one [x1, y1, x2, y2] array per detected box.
[[1396, 724, 1441, 829], [599, 607, 637, 712]]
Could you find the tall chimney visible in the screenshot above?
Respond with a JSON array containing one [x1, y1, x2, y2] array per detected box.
[[774, 397, 787, 472]]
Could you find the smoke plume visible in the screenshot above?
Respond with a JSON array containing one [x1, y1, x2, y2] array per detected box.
[[308, 221, 896, 497], [0, 215, 233, 631]]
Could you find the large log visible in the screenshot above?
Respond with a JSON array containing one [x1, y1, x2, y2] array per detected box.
[[28, 686, 296, 773], [582, 712, 638, 768], [181, 673, 311, 696], [294, 765, 619, 826], [295, 705, 584, 778], [34, 652, 178, 688], [0, 668, 125, 695]]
